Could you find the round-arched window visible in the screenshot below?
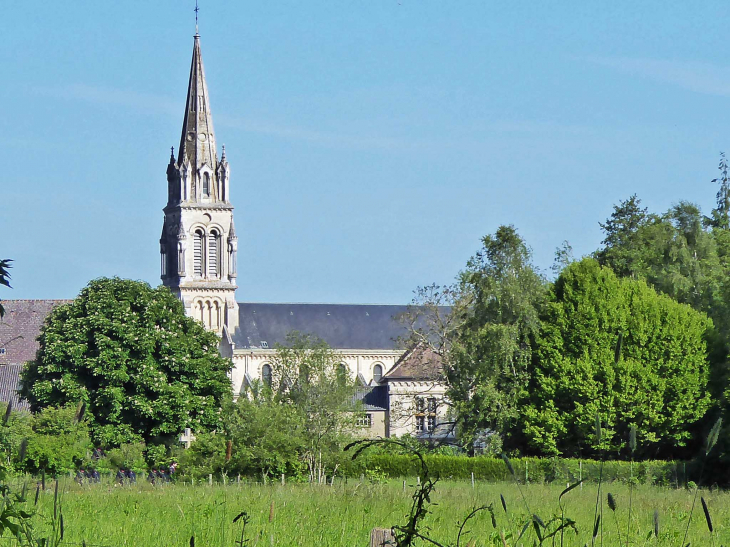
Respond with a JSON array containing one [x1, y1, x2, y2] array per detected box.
[[373, 364, 383, 383], [262, 364, 272, 387]]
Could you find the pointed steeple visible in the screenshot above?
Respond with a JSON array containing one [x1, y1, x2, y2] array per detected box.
[[178, 34, 218, 172]]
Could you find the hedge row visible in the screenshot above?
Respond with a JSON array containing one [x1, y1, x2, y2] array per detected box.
[[336, 455, 702, 486]]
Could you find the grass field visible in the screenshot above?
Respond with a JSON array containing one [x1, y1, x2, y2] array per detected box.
[[11, 478, 730, 546]]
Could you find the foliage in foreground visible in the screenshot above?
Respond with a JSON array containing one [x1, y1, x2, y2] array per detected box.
[[20, 277, 232, 447]]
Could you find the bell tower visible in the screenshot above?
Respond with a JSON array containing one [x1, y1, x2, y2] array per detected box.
[[160, 33, 239, 334]]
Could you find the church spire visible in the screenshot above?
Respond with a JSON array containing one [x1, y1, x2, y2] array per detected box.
[[178, 34, 218, 172]]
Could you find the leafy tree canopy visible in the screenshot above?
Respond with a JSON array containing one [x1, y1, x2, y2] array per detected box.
[[268, 331, 360, 456], [522, 258, 712, 458], [20, 277, 232, 447], [446, 225, 547, 453]]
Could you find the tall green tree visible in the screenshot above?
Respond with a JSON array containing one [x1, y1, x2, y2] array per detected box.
[[710, 152, 730, 230], [268, 332, 359, 464], [595, 194, 649, 278], [522, 259, 712, 458], [20, 277, 232, 447], [446, 226, 547, 454]]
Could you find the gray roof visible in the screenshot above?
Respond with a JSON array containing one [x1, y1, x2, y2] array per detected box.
[[0, 364, 29, 411], [1, 300, 422, 353], [354, 385, 388, 411], [232, 303, 412, 350], [0, 300, 71, 366]]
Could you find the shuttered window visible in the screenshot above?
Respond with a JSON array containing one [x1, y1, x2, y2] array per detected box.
[[194, 230, 204, 276], [208, 232, 219, 278]]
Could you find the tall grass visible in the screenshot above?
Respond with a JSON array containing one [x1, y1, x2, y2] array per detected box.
[[0, 478, 722, 546]]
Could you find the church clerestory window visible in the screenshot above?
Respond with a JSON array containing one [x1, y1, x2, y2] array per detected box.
[[262, 364, 273, 388], [372, 364, 383, 383]]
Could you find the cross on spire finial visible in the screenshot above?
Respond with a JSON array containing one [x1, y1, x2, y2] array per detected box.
[[194, 0, 199, 35]]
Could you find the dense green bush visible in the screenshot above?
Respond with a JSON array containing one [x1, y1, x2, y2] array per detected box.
[[335, 454, 699, 486]]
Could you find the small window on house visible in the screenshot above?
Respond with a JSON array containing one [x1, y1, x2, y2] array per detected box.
[[356, 414, 372, 428], [427, 398, 437, 413], [416, 416, 425, 434], [372, 364, 383, 383], [261, 364, 272, 387], [0, 349, 5, 355], [427, 415, 437, 433], [260, 341, 269, 349]]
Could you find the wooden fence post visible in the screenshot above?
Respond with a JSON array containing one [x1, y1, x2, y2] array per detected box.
[[281, 473, 285, 486], [370, 528, 395, 547], [208, 474, 212, 486], [471, 472, 474, 488]]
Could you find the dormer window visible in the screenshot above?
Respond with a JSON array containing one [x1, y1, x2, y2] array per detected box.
[[202, 173, 210, 198]]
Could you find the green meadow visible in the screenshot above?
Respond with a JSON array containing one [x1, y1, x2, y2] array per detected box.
[[13, 478, 730, 546]]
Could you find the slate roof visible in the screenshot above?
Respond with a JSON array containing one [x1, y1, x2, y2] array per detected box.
[[383, 344, 443, 381], [232, 303, 412, 350], [354, 385, 388, 411], [0, 364, 29, 411], [0, 300, 71, 366]]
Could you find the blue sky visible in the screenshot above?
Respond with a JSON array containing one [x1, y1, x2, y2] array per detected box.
[[4, 1, 730, 303]]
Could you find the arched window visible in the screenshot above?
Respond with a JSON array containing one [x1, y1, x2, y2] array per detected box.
[[262, 364, 272, 387], [202, 173, 210, 198], [373, 364, 383, 383], [196, 301, 204, 323], [193, 229, 205, 277], [213, 301, 221, 329], [208, 231, 219, 278]]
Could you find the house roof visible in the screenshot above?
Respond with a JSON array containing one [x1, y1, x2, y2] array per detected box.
[[354, 385, 388, 411], [383, 344, 443, 381], [231, 303, 413, 350], [0, 364, 29, 411], [0, 300, 71, 366]]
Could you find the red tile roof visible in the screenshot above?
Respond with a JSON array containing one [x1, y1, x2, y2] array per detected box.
[[384, 344, 443, 381]]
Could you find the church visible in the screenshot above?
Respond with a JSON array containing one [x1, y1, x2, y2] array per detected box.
[[0, 33, 449, 441]]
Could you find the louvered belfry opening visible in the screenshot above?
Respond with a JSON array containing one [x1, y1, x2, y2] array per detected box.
[[194, 229, 205, 277], [208, 231, 219, 278]]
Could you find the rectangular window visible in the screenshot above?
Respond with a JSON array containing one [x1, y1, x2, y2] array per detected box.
[[427, 398, 437, 413], [427, 416, 436, 432], [415, 398, 425, 413], [416, 416, 425, 434], [356, 414, 372, 428]]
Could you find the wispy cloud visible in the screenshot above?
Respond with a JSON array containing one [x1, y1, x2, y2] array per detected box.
[[585, 56, 730, 97], [33, 82, 593, 153], [33, 83, 179, 115]]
